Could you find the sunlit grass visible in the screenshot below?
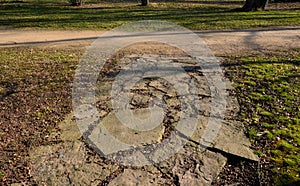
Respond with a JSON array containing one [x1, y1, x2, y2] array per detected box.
[[0, 0, 299, 30], [225, 50, 300, 185]]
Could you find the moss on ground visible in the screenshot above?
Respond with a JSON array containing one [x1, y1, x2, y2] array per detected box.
[[224, 50, 300, 185]]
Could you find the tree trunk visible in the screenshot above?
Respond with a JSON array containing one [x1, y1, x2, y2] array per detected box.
[[141, 0, 149, 6], [242, 0, 268, 11]]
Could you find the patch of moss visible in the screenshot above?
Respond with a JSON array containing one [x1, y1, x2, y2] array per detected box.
[[225, 50, 300, 184], [260, 111, 274, 117]]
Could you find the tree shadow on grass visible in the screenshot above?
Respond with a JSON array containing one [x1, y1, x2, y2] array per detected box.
[[0, 1, 272, 30]]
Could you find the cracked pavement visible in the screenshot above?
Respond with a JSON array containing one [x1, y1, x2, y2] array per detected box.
[[29, 54, 258, 185]]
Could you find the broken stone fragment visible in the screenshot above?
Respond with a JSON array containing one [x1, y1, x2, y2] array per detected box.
[[29, 141, 119, 185], [157, 145, 227, 186], [59, 113, 82, 141], [191, 116, 259, 161], [108, 168, 170, 186], [29, 53, 259, 185], [95, 109, 165, 147]]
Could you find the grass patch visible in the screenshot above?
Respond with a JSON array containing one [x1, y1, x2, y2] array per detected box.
[[0, 0, 299, 30], [224, 50, 300, 185]]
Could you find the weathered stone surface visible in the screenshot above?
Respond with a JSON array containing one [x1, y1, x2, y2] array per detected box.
[[10, 183, 22, 186], [108, 168, 170, 186], [150, 133, 189, 164], [96, 80, 112, 97], [30, 54, 258, 185], [191, 116, 259, 161], [99, 109, 165, 146], [190, 74, 211, 96], [149, 80, 170, 94], [71, 162, 118, 185], [30, 114, 120, 185], [213, 120, 259, 161], [130, 93, 151, 107], [31, 129, 81, 184], [107, 150, 151, 167], [179, 151, 227, 186], [157, 145, 227, 186], [59, 113, 82, 141], [29, 141, 118, 185], [198, 95, 240, 119]]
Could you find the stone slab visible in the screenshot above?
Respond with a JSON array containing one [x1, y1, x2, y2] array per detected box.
[[108, 168, 170, 186], [157, 145, 227, 186], [191, 116, 259, 161], [29, 141, 118, 185]]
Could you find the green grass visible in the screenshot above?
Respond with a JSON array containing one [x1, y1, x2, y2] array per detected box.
[[225, 50, 300, 185], [0, 0, 299, 30]]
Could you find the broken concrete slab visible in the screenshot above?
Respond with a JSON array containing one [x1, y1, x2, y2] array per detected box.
[[179, 150, 227, 186], [191, 116, 259, 161], [29, 53, 259, 185], [108, 168, 170, 186], [29, 141, 119, 185], [59, 113, 82, 141], [157, 145, 227, 186], [98, 109, 165, 146], [198, 95, 240, 119]]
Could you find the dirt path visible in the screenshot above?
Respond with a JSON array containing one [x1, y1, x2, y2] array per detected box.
[[0, 27, 299, 55]]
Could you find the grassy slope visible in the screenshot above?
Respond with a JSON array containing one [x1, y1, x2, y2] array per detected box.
[[0, 1, 299, 30]]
